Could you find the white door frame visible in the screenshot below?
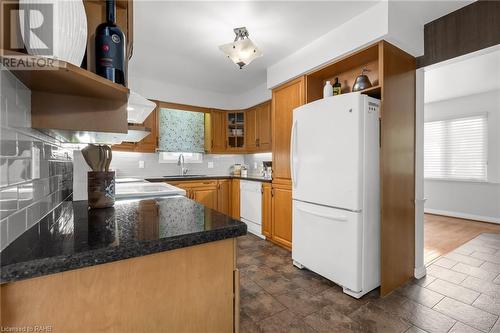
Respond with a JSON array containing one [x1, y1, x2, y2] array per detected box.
[[414, 68, 426, 278], [413, 44, 500, 279]]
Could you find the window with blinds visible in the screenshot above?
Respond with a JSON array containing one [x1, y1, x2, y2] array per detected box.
[[424, 114, 488, 181]]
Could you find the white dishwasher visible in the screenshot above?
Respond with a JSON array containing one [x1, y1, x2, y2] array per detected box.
[[240, 180, 264, 238]]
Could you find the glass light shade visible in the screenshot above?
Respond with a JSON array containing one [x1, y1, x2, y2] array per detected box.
[[219, 38, 263, 68]]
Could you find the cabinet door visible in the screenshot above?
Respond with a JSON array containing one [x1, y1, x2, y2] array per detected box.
[[217, 180, 231, 215], [272, 77, 305, 181], [136, 105, 158, 153], [257, 102, 272, 152], [230, 179, 240, 219], [272, 181, 292, 250], [261, 182, 272, 238], [211, 110, 226, 153], [245, 107, 257, 152], [192, 186, 218, 210]]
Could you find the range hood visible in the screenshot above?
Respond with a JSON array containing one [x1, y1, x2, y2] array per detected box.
[[38, 125, 151, 144], [127, 91, 156, 124]]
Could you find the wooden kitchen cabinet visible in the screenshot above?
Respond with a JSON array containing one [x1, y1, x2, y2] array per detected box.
[[270, 183, 292, 250], [244, 101, 271, 153], [261, 182, 272, 238], [271, 181, 292, 250], [245, 107, 258, 151], [192, 186, 218, 211], [217, 179, 231, 216], [257, 101, 272, 151], [135, 106, 158, 152], [230, 179, 240, 219], [211, 110, 227, 153], [272, 77, 305, 181]]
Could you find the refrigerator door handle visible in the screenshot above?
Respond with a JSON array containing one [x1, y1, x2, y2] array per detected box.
[[297, 206, 348, 222], [290, 120, 298, 187]]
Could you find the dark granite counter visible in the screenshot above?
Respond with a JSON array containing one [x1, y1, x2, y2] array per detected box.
[[145, 175, 272, 183], [1, 196, 246, 284]]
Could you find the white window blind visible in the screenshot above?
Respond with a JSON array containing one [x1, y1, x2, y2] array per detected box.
[[424, 114, 487, 181]]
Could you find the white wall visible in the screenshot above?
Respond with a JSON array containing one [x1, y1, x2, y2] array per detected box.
[[266, 1, 389, 89], [424, 90, 500, 223]]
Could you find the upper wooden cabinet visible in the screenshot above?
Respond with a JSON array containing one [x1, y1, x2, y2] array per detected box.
[[245, 101, 272, 153], [211, 110, 227, 153], [272, 77, 305, 181], [245, 107, 258, 151], [257, 102, 272, 151], [226, 111, 245, 151]]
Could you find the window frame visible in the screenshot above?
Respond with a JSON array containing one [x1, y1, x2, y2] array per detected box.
[[424, 113, 488, 182]]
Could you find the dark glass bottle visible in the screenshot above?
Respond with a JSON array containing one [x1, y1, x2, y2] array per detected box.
[[333, 77, 341, 95], [95, 0, 126, 85]]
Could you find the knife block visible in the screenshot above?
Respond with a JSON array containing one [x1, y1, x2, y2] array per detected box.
[[88, 171, 115, 208]]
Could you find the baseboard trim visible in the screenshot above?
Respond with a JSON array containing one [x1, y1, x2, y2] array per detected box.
[[414, 266, 427, 279], [424, 208, 500, 224]]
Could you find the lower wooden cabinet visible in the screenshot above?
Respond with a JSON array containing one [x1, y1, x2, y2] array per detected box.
[[167, 180, 231, 215], [261, 182, 272, 238], [230, 179, 240, 219], [217, 179, 231, 215], [266, 181, 292, 250]]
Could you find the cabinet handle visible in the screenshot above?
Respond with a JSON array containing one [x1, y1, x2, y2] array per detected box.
[[261, 186, 264, 194], [271, 188, 274, 197]]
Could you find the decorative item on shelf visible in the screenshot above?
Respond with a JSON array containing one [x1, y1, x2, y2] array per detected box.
[[352, 68, 372, 92], [95, 0, 126, 86], [333, 77, 342, 95], [82, 144, 115, 208], [323, 81, 333, 98], [19, 0, 88, 66], [219, 27, 263, 69]]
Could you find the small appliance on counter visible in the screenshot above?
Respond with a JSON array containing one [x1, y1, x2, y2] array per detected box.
[[230, 163, 242, 176], [262, 161, 272, 179], [240, 165, 248, 177]]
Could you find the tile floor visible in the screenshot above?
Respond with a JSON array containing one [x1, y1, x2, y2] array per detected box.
[[238, 233, 500, 333]]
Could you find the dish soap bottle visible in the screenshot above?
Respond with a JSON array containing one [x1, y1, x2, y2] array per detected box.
[[333, 77, 341, 95], [323, 81, 333, 98]]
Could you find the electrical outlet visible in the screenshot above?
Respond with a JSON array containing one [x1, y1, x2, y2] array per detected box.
[[139, 160, 145, 169], [208, 161, 214, 169]]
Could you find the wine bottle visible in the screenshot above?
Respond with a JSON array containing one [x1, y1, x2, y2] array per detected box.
[[333, 77, 341, 95], [95, 0, 126, 85]]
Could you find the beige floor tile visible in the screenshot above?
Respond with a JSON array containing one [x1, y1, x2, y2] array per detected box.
[[448, 322, 482, 333], [427, 279, 480, 304], [433, 297, 498, 332], [433, 257, 458, 269], [452, 262, 499, 281], [397, 282, 444, 308], [473, 294, 500, 316], [445, 252, 484, 267], [399, 300, 456, 333], [427, 265, 468, 284], [275, 288, 330, 317], [461, 276, 500, 298]]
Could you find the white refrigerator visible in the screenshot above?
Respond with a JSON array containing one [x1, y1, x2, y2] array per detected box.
[[291, 92, 380, 298]]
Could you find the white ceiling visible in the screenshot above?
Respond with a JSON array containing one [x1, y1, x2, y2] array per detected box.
[[425, 47, 500, 104], [130, 1, 379, 95]]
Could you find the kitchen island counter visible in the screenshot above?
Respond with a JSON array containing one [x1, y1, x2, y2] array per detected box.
[[1, 196, 246, 284]]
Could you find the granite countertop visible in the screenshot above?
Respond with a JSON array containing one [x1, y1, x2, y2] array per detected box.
[[145, 175, 272, 183], [1, 196, 246, 284]]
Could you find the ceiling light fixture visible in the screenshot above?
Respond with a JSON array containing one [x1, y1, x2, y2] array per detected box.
[[219, 27, 263, 69]]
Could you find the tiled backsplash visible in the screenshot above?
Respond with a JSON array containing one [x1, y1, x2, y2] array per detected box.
[[0, 68, 73, 250], [109, 152, 245, 178]]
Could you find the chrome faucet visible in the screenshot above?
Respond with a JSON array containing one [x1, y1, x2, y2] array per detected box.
[[177, 154, 188, 176]]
